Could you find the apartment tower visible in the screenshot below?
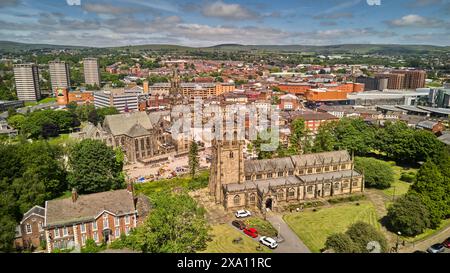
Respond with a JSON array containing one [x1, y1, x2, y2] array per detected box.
[[83, 58, 101, 87], [13, 64, 41, 101], [49, 61, 71, 91]]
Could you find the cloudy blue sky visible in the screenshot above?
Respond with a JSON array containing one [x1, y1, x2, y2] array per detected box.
[[0, 0, 449, 47]]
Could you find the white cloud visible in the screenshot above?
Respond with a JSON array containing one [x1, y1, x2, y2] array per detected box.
[[201, 1, 259, 20], [387, 14, 442, 28]]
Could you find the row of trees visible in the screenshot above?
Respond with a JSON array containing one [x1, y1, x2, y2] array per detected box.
[[8, 110, 80, 139], [66, 103, 119, 126], [387, 149, 450, 235], [0, 139, 125, 251]]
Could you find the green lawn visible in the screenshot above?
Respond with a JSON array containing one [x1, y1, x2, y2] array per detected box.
[[382, 162, 418, 198], [283, 201, 380, 253], [24, 97, 56, 106], [135, 171, 209, 196], [402, 218, 450, 243], [200, 224, 271, 253]]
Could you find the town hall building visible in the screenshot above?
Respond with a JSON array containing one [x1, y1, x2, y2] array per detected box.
[[209, 139, 364, 212]]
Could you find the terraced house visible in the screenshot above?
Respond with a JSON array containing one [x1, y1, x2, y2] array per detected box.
[[209, 140, 364, 212]]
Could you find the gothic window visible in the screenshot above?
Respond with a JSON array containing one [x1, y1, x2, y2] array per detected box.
[[140, 139, 145, 150], [249, 193, 256, 204], [315, 168, 321, 173], [245, 176, 252, 181], [135, 139, 139, 151], [324, 166, 330, 172], [298, 169, 305, 175], [307, 168, 313, 174], [307, 186, 313, 193], [324, 183, 331, 191], [288, 188, 295, 198], [334, 182, 340, 190], [352, 180, 359, 187], [233, 195, 241, 206], [332, 165, 338, 171], [341, 164, 347, 170], [278, 171, 284, 177], [230, 151, 234, 158], [267, 173, 273, 178], [288, 170, 294, 176], [256, 174, 262, 180], [277, 190, 284, 200], [343, 182, 349, 189]]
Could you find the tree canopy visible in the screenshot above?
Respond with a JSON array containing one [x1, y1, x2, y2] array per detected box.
[[354, 157, 394, 189]]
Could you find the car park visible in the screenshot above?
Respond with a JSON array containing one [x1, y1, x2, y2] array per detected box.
[[243, 227, 258, 238], [427, 243, 445, 253], [235, 210, 251, 218], [231, 220, 246, 230], [259, 236, 278, 249]]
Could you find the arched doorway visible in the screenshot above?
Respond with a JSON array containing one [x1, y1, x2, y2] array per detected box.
[[265, 198, 273, 210]]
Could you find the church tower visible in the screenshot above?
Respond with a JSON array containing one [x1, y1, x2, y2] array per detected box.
[[209, 138, 245, 204], [169, 68, 181, 95]]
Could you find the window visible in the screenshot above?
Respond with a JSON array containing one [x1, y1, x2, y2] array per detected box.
[[93, 231, 98, 242], [80, 223, 86, 233], [81, 234, 86, 246], [38, 222, 43, 232], [307, 186, 313, 193], [288, 188, 295, 197], [26, 224, 32, 234], [298, 169, 304, 175], [267, 173, 273, 178], [103, 214, 109, 228], [332, 165, 338, 171], [352, 180, 359, 187], [343, 182, 349, 189], [315, 168, 321, 173], [245, 175, 252, 181], [307, 168, 313, 174], [233, 195, 241, 206], [256, 174, 262, 180], [125, 226, 130, 235], [92, 221, 97, 231], [249, 193, 256, 204], [114, 217, 120, 227], [288, 170, 294, 176], [324, 166, 330, 172], [277, 190, 284, 200], [334, 182, 340, 190], [54, 228, 60, 238], [229, 151, 234, 158], [115, 228, 120, 237], [324, 184, 331, 191], [278, 171, 284, 177], [125, 215, 130, 225], [63, 227, 68, 236], [341, 164, 347, 170]]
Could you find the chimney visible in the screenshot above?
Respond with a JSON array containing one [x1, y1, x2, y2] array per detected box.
[[71, 188, 78, 203], [127, 181, 134, 195]]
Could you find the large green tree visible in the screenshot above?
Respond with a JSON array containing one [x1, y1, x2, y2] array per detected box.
[[345, 221, 388, 253], [68, 139, 124, 194], [130, 192, 209, 253], [386, 194, 431, 236], [354, 157, 394, 189], [325, 233, 358, 253]]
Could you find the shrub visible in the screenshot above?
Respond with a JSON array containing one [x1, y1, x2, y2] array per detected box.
[[325, 233, 358, 253], [346, 221, 388, 253], [400, 172, 415, 183]]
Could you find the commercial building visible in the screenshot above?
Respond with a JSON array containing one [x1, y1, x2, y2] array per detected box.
[[356, 76, 388, 91], [149, 82, 235, 99], [13, 63, 41, 101], [376, 73, 405, 90], [94, 90, 139, 113], [55, 88, 94, 105], [83, 58, 101, 87], [393, 70, 426, 89], [49, 61, 71, 91]]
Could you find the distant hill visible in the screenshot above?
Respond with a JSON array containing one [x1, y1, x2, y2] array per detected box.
[[1, 41, 449, 55], [0, 41, 87, 53]]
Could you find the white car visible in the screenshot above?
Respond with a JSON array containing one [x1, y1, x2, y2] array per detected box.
[[259, 236, 278, 249], [235, 210, 251, 218]]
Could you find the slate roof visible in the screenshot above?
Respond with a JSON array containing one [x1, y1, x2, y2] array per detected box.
[[104, 112, 153, 136], [45, 189, 136, 227], [244, 157, 295, 174], [416, 120, 438, 130], [291, 151, 351, 167], [438, 133, 450, 145], [21, 205, 45, 224], [298, 170, 361, 183]]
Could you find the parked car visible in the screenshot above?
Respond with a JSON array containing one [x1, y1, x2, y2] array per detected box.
[[231, 220, 246, 230], [427, 243, 445, 253], [442, 237, 450, 248], [259, 236, 278, 249], [243, 228, 258, 238], [235, 210, 251, 218]]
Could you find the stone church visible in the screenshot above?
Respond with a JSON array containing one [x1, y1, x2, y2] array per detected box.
[[209, 139, 364, 212]]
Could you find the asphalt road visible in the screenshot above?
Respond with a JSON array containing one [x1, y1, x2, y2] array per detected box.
[[266, 214, 311, 253]]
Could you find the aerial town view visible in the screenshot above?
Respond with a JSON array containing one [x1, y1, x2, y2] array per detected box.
[[0, 0, 449, 268]]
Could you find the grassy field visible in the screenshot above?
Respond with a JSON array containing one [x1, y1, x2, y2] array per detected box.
[[244, 218, 278, 237], [382, 162, 418, 198], [135, 171, 209, 196], [200, 224, 271, 253], [24, 97, 56, 106], [283, 201, 380, 253]]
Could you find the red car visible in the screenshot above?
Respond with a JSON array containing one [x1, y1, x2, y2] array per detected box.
[[243, 227, 258, 238], [442, 237, 450, 248]]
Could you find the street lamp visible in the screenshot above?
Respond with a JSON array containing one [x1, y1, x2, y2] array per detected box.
[[396, 231, 401, 253], [392, 186, 396, 202]]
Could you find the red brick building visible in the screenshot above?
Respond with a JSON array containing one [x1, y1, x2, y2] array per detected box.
[[44, 187, 150, 253], [279, 93, 302, 111], [14, 206, 45, 251]]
